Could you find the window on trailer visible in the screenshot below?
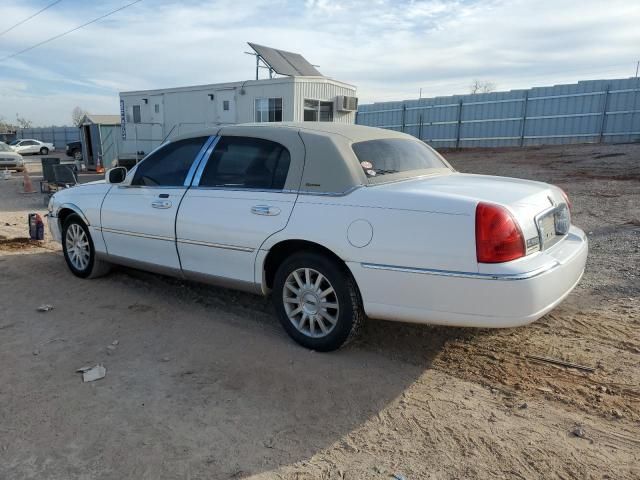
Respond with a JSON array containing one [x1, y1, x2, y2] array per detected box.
[[255, 98, 282, 122], [132, 105, 141, 124], [303, 99, 334, 122]]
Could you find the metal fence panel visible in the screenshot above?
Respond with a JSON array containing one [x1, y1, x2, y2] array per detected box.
[[356, 77, 640, 147], [16, 126, 80, 149]]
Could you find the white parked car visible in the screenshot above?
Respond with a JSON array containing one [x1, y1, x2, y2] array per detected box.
[[0, 142, 25, 171], [10, 138, 55, 155], [47, 123, 587, 350]]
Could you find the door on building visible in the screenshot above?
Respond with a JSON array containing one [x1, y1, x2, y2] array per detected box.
[[216, 90, 236, 124], [100, 135, 211, 271], [82, 125, 95, 169]]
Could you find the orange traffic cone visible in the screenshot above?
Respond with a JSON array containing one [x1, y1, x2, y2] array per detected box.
[[22, 167, 36, 194]]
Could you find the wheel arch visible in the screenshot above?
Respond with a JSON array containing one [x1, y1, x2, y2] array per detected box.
[[261, 239, 355, 292], [57, 203, 90, 230]]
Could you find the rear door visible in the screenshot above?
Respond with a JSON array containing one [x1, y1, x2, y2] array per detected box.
[[100, 136, 212, 271], [176, 127, 304, 286]]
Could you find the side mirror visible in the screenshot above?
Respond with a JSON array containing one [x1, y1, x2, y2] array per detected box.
[[106, 166, 127, 184]]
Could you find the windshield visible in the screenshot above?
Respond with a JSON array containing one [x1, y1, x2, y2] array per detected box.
[[9, 140, 19, 145], [352, 138, 450, 180], [0, 143, 11, 152]]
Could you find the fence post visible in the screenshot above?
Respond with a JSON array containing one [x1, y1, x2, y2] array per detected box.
[[598, 84, 610, 143], [401, 104, 406, 132], [519, 91, 529, 147], [455, 99, 463, 148], [418, 113, 423, 140]]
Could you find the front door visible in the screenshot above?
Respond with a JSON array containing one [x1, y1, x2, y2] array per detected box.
[[216, 90, 235, 124], [176, 131, 304, 286], [100, 136, 211, 271]]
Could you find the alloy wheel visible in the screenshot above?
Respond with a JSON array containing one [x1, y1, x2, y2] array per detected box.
[[282, 267, 339, 338], [65, 223, 90, 271]]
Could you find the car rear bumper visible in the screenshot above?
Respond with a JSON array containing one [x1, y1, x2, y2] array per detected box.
[[348, 225, 588, 328]]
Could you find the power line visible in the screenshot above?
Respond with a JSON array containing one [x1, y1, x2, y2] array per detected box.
[[0, 0, 143, 62], [0, 0, 64, 37]]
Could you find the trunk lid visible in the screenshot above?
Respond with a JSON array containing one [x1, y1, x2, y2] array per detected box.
[[369, 172, 570, 253]]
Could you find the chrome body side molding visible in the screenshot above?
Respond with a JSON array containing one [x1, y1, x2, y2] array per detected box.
[[360, 261, 559, 281]]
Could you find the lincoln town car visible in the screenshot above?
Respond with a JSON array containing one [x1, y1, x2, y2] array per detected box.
[[47, 123, 588, 350]]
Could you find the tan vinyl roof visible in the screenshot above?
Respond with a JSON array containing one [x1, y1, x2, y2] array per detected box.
[[172, 122, 411, 143]]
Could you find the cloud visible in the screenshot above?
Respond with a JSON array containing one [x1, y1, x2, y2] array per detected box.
[[0, 0, 638, 125]]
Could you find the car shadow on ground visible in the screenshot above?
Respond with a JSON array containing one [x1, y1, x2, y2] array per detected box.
[[0, 250, 463, 479]]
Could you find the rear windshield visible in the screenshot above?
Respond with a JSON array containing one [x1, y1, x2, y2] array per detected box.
[[352, 138, 449, 179]]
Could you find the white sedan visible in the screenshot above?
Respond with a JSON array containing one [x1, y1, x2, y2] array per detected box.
[[10, 138, 55, 155], [47, 123, 587, 351], [0, 142, 25, 171]]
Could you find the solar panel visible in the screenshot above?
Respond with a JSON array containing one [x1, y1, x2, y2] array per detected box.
[[248, 42, 322, 77]]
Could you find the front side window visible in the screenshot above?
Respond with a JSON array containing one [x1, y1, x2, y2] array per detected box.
[[304, 99, 334, 122], [131, 136, 208, 187], [199, 136, 290, 190], [255, 98, 282, 122], [352, 138, 449, 180], [132, 105, 141, 124]]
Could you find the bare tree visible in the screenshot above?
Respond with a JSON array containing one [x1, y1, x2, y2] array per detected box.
[[71, 106, 88, 127], [15, 114, 33, 129], [0, 116, 16, 132], [469, 79, 496, 94]]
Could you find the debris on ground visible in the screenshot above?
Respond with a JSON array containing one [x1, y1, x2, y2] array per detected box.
[[161, 357, 171, 362], [392, 473, 407, 480], [526, 354, 596, 372], [36, 304, 54, 312], [79, 364, 106, 382], [570, 425, 586, 439]]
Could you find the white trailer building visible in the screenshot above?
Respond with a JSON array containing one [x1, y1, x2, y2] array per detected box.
[[117, 44, 357, 161]]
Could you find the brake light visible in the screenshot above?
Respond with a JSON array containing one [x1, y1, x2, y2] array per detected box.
[[475, 202, 525, 263], [557, 187, 572, 212]]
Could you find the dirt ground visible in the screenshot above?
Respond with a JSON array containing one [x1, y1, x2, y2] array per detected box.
[[0, 144, 638, 480]]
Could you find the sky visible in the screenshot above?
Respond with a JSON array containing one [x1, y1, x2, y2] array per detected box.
[[0, 0, 639, 126]]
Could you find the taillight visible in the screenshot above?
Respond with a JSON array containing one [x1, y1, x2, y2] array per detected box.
[[475, 202, 525, 263], [557, 187, 572, 212]]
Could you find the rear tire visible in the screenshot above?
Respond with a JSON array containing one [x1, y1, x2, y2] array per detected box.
[[273, 251, 365, 351], [62, 214, 111, 279], [40, 147, 49, 155]]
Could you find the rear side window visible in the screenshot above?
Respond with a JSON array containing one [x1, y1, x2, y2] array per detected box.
[[352, 138, 447, 178], [198, 136, 290, 190], [132, 136, 207, 187]]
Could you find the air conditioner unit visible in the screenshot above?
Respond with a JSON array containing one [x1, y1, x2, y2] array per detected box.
[[335, 95, 358, 112]]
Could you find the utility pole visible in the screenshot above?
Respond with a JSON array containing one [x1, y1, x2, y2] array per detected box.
[[635, 60, 639, 78], [419, 87, 422, 99]]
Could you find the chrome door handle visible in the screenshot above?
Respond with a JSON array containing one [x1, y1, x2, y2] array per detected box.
[[251, 205, 281, 216], [151, 200, 172, 209]]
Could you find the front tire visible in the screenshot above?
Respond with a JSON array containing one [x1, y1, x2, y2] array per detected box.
[[73, 150, 82, 161], [273, 252, 365, 351], [40, 147, 49, 155], [62, 215, 110, 279]]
